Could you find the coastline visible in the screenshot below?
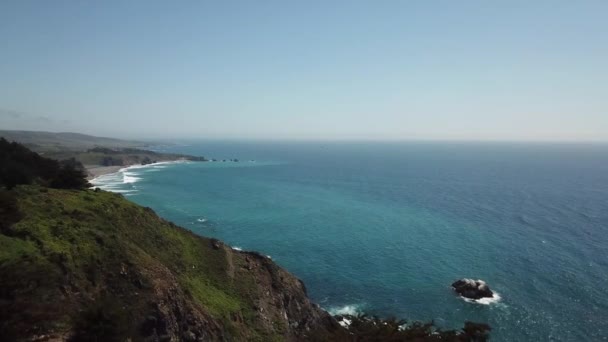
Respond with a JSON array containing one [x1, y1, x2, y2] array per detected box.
[[85, 165, 124, 180], [85, 158, 194, 181]]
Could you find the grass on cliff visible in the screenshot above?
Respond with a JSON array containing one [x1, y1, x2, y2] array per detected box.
[[0, 185, 265, 340], [12, 186, 247, 317]]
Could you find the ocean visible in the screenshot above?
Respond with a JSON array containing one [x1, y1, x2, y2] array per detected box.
[[91, 141, 608, 341]]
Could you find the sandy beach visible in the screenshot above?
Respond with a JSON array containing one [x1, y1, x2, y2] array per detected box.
[[85, 165, 123, 180], [86, 159, 192, 181]]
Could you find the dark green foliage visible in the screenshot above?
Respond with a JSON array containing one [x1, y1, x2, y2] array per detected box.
[[0, 190, 21, 232], [0, 137, 60, 189], [69, 296, 130, 342], [50, 158, 90, 189], [0, 138, 89, 190]]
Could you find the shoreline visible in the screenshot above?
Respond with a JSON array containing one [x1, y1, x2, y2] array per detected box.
[[86, 159, 193, 183], [85, 165, 124, 180]]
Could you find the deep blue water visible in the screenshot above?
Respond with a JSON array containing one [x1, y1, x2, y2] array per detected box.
[[92, 141, 608, 341]]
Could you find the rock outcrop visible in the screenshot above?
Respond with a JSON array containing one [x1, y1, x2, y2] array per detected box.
[[452, 279, 494, 300]]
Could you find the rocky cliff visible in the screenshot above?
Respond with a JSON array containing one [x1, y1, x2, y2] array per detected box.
[[0, 186, 340, 341]]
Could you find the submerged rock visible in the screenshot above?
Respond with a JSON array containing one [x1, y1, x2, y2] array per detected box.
[[452, 278, 493, 300]]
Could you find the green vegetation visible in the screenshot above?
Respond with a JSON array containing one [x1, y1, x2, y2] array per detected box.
[[0, 185, 274, 340]]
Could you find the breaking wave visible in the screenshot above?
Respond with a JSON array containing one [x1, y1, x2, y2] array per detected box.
[[328, 304, 363, 316], [90, 160, 187, 194], [462, 292, 502, 305]]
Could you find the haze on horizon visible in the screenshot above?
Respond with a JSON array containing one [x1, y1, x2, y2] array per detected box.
[[0, 1, 607, 142]]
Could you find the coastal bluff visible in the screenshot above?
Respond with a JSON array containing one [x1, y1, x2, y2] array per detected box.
[[0, 186, 340, 341]]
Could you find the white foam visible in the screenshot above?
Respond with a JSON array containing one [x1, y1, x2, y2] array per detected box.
[[232, 246, 242, 251], [197, 218, 207, 223], [462, 292, 501, 305], [123, 172, 141, 183], [338, 318, 352, 328], [90, 160, 188, 194], [328, 304, 362, 316]]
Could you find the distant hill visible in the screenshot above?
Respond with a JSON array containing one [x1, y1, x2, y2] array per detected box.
[[0, 131, 207, 178], [0, 130, 145, 152]]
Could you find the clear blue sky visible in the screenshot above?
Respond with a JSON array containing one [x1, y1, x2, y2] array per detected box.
[[0, 1, 606, 140]]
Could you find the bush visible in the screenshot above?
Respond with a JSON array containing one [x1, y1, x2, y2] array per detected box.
[[69, 296, 130, 342], [0, 190, 21, 232]]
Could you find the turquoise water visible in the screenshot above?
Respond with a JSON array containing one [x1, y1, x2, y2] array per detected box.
[[92, 141, 608, 341]]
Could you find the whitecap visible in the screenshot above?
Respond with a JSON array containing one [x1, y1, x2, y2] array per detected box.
[[328, 304, 362, 316], [462, 292, 501, 305], [197, 218, 207, 223], [232, 246, 242, 251], [123, 172, 141, 183], [91, 160, 189, 194]]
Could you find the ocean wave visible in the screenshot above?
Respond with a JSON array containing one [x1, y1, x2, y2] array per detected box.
[[197, 218, 207, 223], [462, 292, 501, 305], [123, 172, 141, 184], [91, 160, 188, 193], [232, 246, 242, 251], [328, 304, 363, 316]]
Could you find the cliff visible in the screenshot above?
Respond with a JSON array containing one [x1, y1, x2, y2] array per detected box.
[[0, 186, 340, 341]]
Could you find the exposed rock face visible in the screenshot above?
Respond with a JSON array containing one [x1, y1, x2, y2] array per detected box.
[[452, 279, 494, 300]]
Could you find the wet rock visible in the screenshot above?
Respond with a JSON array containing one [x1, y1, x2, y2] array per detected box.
[[451, 278, 493, 300]]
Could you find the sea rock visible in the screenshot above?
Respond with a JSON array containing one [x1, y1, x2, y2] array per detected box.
[[451, 278, 493, 300]]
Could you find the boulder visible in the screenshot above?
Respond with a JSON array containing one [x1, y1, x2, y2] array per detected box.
[[451, 278, 493, 300]]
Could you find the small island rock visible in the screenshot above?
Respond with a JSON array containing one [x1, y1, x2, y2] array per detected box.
[[451, 278, 493, 300]]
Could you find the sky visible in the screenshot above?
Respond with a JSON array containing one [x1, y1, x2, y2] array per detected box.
[[0, 1, 607, 141]]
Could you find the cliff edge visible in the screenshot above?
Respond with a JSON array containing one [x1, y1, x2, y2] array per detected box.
[[0, 186, 340, 341]]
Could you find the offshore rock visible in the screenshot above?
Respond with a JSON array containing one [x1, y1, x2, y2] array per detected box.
[[452, 278, 494, 300]]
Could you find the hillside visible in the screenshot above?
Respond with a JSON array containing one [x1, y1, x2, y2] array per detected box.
[[0, 130, 145, 152], [46, 147, 207, 177], [0, 185, 340, 341], [0, 131, 207, 178]]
